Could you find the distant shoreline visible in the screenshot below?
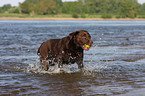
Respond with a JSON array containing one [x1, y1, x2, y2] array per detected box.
[[0, 17, 145, 20]]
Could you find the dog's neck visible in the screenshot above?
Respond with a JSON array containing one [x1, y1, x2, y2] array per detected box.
[[68, 37, 83, 51]]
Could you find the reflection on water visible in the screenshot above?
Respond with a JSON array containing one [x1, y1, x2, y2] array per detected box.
[[0, 20, 145, 95]]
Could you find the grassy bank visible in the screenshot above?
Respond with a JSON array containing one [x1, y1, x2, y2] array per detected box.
[[0, 13, 102, 18], [0, 13, 145, 20]]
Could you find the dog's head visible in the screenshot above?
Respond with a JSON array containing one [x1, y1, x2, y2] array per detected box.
[[69, 30, 93, 50]]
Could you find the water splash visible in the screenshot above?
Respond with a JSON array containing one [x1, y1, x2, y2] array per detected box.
[[27, 56, 108, 75], [27, 56, 80, 74]]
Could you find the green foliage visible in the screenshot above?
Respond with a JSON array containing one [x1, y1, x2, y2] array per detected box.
[[8, 7, 20, 14], [25, 0, 40, 4], [101, 14, 112, 19], [115, 15, 121, 18], [36, 0, 56, 15], [138, 15, 145, 18], [61, 2, 77, 14], [72, 13, 79, 18], [119, 0, 138, 18], [139, 3, 145, 15], [1, 0, 145, 19], [20, 1, 30, 13], [53, 0, 62, 13], [19, 0, 56, 15], [80, 14, 86, 18], [0, 4, 12, 13]]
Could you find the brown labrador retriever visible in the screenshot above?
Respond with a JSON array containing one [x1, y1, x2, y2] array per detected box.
[[37, 30, 93, 71]]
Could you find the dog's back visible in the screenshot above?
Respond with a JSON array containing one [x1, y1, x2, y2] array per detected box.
[[37, 30, 93, 70]]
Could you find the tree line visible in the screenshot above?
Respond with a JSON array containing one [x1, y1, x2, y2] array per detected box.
[[1, 0, 145, 18]]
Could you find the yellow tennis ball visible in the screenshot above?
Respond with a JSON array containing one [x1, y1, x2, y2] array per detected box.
[[84, 44, 90, 48]]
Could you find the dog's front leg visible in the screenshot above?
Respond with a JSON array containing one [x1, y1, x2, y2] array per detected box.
[[42, 60, 49, 71], [57, 57, 63, 68], [77, 59, 84, 69], [77, 57, 84, 72], [77, 52, 84, 70]]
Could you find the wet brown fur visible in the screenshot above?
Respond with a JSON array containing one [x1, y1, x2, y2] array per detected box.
[[37, 30, 93, 70]]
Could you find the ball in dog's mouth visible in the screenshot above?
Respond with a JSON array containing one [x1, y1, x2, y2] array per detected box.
[[83, 44, 90, 50]]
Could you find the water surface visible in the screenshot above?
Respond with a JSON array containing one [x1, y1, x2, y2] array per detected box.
[[0, 20, 145, 95]]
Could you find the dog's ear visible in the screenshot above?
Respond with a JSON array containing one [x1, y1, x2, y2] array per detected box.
[[69, 31, 80, 40]]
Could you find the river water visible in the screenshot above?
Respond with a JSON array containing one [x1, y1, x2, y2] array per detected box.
[[0, 20, 145, 96]]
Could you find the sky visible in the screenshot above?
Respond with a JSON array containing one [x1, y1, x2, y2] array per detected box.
[[0, 0, 145, 7]]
